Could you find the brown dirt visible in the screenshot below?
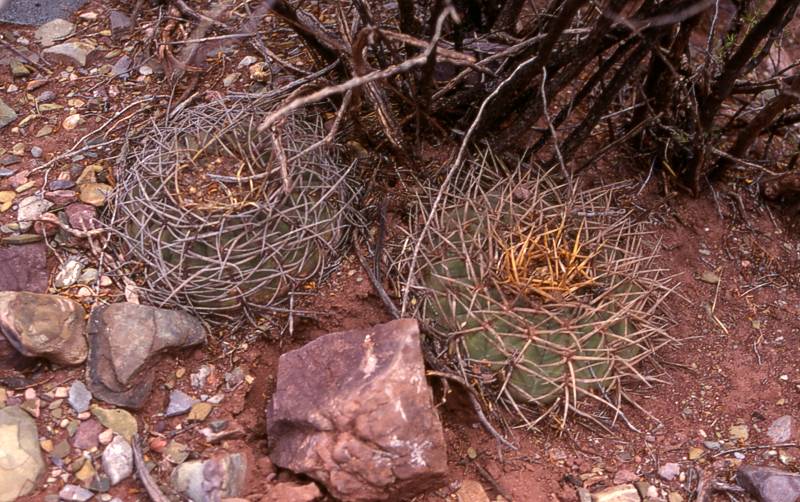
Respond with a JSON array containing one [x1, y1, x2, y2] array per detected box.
[[2, 2, 800, 502]]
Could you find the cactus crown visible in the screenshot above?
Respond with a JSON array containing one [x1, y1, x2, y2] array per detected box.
[[392, 151, 672, 427]]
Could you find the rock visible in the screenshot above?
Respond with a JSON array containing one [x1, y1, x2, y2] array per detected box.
[[54, 258, 83, 289], [78, 183, 112, 206], [164, 440, 189, 464], [237, 56, 257, 69], [108, 11, 131, 39], [87, 303, 207, 408], [591, 484, 640, 502], [767, 416, 796, 443], [0, 406, 46, 501], [9, 60, 30, 77], [58, 484, 93, 502], [38, 90, 56, 103], [44, 189, 77, 205], [0, 155, 20, 167], [223, 73, 239, 87], [171, 453, 248, 502], [69, 380, 92, 413], [0, 0, 84, 25], [263, 482, 322, 502], [30, 146, 42, 158], [90, 406, 137, 443], [101, 435, 132, 485], [0, 242, 47, 293], [49, 179, 76, 191], [668, 493, 683, 502], [267, 319, 447, 501], [0, 99, 17, 129], [62, 113, 83, 130], [165, 390, 198, 417], [43, 42, 94, 67], [0, 191, 14, 212], [730, 425, 749, 441], [736, 465, 800, 502], [0, 291, 88, 365], [17, 196, 53, 232], [659, 462, 680, 481], [35, 18, 75, 47], [72, 418, 103, 450], [456, 480, 490, 502], [111, 56, 131, 78], [98, 428, 113, 445], [188, 402, 213, 422], [65, 203, 97, 230], [613, 469, 638, 484]]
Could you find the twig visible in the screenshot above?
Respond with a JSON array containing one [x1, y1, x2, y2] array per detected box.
[[427, 371, 518, 451], [132, 435, 170, 502], [258, 7, 461, 132], [711, 442, 800, 458], [474, 463, 514, 501]]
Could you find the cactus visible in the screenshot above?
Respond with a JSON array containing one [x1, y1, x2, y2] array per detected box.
[[392, 152, 671, 423], [111, 93, 359, 322]]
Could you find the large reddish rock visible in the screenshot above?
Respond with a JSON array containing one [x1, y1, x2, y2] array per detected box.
[[267, 319, 447, 501], [0, 243, 48, 293]]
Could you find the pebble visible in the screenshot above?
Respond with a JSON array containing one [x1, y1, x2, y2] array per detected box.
[[768, 415, 796, 443], [30, 146, 43, 158], [101, 435, 133, 485], [0, 191, 15, 212], [188, 402, 213, 421], [78, 182, 112, 206], [238, 56, 258, 69], [38, 90, 56, 103], [62, 113, 82, 130], [17, 196, 53, 232], [659, 462, 680, 481], [165, 390, 198, 417], [58, 484, 93, 502], [68, 381, 92, 413], [98, 428, 114, 445], [10, 60, 31, 78], [54, 259, 84, 289], [730, 424, 749, 441], [0, 99, 17, 129], [91, 406, 137, 443]]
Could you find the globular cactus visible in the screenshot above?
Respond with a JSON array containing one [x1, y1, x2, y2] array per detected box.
[[110, 93, 359, 323], [392, 152, 671, 424]]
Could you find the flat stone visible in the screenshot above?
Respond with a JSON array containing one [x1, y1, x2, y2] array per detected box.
[[71, 418, 103, 450], [767, 416, 796, 443], [90, 406, 137, 443], [263, 482, 322, 502], [0, 99, 16, 129], [108, 11, 131, 39], [101, 435, 132, 485], [171, 453, 247, 502], [0, 406, 46, 500], [730, 425, 749, 441], [0, 292, 88, 365], [87, 303, 207, 409], [267, 319, 447, 501], [48, 179, 75, 191], [164, 440, 189, 464], [456, 480, 490, 502], [34, 18, 75, 47], [44, 189, 78, 205], [736, 465, 800, 502], [0, 155, 20, 167], [17, 196, 53, 232], [43, 42, 95, 67], [165, 390, 198, 417], [58, 484, 93, 502], [68, 380, 92, 413], [591, 484, 640, 502], [0, 241, 47, 293], [37, 90, 56, 103], [188, 402, 213, 422], [0, 0, 88, 26], [110, 56, 131, 78]]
